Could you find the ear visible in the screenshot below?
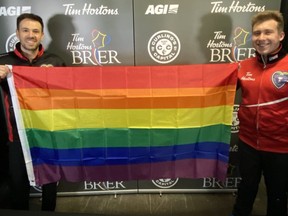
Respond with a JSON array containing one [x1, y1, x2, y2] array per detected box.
[[279, 31, 285, 42], [16, 29, 19, 39], [40, 32, 44, 41]]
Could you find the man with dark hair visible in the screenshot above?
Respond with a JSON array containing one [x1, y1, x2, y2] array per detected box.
[[0, 13, 65, 211], [231, 10, 288, 216]]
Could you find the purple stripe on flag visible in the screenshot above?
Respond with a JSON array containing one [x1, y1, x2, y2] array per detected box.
[[34, 158, 228, 185]]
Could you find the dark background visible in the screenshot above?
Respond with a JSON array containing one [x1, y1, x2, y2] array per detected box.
[[0, 0, 286, 200]]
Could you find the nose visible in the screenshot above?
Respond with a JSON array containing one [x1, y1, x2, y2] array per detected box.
[[257, 33, 265, 40], [27, 30, 35, 38]]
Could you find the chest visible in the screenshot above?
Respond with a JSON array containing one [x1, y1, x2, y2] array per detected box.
[[238, 62, 288, 94]]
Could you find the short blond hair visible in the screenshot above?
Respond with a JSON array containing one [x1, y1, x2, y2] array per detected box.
[[252, 10, 284, 33]]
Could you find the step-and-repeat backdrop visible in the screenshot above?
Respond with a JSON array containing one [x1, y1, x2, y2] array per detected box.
[[0, 0, 282, 196]]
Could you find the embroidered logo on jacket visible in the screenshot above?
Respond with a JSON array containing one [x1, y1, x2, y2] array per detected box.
[[241, 71, 255, 81], [272, 71, 288, 89]]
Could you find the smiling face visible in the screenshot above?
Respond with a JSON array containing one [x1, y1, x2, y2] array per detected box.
[[252, 19, 285, 55], [16, 18, 44, 55]]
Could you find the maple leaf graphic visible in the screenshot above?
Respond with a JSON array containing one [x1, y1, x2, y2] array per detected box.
[[91, 29, 108, 49], [233, 27, 250, 47]]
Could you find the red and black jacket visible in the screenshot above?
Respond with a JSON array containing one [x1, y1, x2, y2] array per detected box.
[[238, 46, 288, 153], [0, 42, 65, 142]]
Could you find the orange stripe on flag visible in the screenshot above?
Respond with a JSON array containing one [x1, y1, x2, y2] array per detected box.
[[17, 86, 235, 110]]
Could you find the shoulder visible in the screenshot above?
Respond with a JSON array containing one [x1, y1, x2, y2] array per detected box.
[[0, 53, 9, 58], [0, 52, 16, 64], [0, 52, 13, 59], [241, 56, 256, 63], [239, 57, 257, 67]]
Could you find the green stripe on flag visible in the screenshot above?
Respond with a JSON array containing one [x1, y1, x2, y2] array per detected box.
[[26, 124, 231, 149]]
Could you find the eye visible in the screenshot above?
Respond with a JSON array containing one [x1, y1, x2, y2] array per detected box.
[[264, 30, 274, 35], [252, 31, 261, 36]]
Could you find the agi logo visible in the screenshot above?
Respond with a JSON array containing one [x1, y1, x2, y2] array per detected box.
[[145, 4, 179, 15], [148, 30, 181, 64], [0, 6, 31, 16]]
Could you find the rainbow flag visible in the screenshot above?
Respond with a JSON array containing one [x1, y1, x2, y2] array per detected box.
[[8, 64, 237, 186]]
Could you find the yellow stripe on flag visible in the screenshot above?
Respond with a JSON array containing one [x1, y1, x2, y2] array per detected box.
[[22, 106, 233, 131]]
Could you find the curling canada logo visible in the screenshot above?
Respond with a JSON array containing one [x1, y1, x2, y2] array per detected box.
[[272, 71, 288, 89], [152, 178, 179, 189], [148, 30, 181, 64]]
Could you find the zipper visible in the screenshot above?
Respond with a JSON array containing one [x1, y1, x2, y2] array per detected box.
[[261, 55, 267, 69], [256, 55, 266, 148]]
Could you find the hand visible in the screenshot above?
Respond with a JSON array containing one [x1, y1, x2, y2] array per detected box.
[[0, 65, 11, 79]]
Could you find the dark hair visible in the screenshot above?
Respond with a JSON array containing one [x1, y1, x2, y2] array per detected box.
[[252, 10, 284, 33], [17, 13, 44, 32]]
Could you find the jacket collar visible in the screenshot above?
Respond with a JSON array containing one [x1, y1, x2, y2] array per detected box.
[[13, 42, 44, 61], [255, 44, 287, 66]]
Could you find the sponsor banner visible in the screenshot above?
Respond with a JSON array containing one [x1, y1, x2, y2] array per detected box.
[[0, 0, 282, 196], [134, 0, 281, 65], [0, 0, 134, 66], [30, 180, 138, 197], [139, 178, 241, 193], [30, 177, 241, 197]]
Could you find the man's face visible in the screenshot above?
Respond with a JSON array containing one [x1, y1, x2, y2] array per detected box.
[[16, 18, 44, 53], [252, 19, 285, 55]]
